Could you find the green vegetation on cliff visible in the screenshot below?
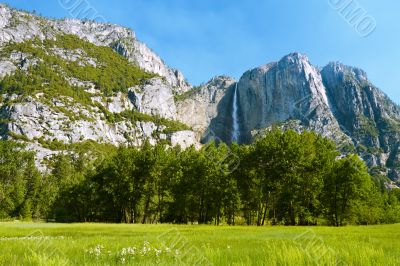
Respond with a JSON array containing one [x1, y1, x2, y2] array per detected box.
[[0, 34, 155, 99], [0, 35, 189, 136]]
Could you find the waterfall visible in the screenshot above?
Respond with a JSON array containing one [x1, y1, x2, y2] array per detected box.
[[231, 82, 240, 143]]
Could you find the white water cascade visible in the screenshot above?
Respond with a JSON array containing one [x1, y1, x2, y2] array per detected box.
[[231, 82, 240, 143]]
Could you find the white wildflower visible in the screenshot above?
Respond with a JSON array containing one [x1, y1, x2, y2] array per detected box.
[[154, 248, 162, 257], [120, 248, 127, 256], [127, 247, 136, 255], [87, 244, 104, 258], [140, 241, 151, 256]]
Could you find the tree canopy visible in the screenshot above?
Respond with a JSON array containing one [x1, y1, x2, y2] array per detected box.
[[1, 129, 399, 225]]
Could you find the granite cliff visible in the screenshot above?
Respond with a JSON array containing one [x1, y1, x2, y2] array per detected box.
[[182, 53, 400, 184], [0, 4, 399, 185]]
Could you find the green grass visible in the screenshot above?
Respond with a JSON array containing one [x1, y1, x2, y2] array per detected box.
[[0, 223, 399, 265]]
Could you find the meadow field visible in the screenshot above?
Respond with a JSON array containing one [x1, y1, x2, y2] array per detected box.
[[0, 222, 399, 265]]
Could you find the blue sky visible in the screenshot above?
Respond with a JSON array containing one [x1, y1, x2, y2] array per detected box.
[[5, 0, 400, 102]]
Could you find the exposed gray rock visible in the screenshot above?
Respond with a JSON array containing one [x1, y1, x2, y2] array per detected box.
[[0, 5, 46, 44], [50, 47, 98, 67], [169, 130, 198, 149], [184, 53, 400, 179], [0, 60, 16, 78], [129, 78, 177, 119], [237, 53, 345, 143], [204, 54, 349, 144], [1, 4, 400, 181], [0, 4, 199, 170], [104, 92, 133, 114], [1, 93, 198, 168], [67, 77, 96, 92], [321, 62, 400, 169], [26, 142, 60, 173], [113, 40, 191, 93], [176, 76, 235, 141], [0, 4, 191, 93], [6, 51, 40, 71], [0, 5, 11, 29]]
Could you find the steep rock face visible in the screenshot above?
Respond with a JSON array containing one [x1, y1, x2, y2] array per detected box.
[[1, 4, 399, 183], [129, 78, 177, 120], [1, 92, 195, 148], [236, 53, 347, 143], [170, 130, 198, 149], [205, 81, 238, 143], [0, 4, 190, 93], [112, 40, 191, 93], [6, 96, 130, 144], [55, 19, 191, 93], [181, 53, 399, 182], [0, 5, 199, 169], [176, 76, 235, 141], [322, 63, 400, 172]]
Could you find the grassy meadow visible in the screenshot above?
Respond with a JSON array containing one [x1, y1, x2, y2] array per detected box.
[[0, 223, 399, 265]]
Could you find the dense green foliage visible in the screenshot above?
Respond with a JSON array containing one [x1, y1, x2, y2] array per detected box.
[[0, 223, 399, 265], [0, 35, 155, 101], [115, 110, 191, 134], [0, 142, 49, 220], [2, 130, 398, 226]]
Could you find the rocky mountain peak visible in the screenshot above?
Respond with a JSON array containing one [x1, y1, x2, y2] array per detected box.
[[0, 6, 199, 169], [232, 53, 342, 144], [0, 4, 11, 27], [187, 52, 399, 183], [205, 75, 236, 89], [0, 4, 191, 93], [322, 62, 369, 85], [54, 18, 135, 46], [279, 52, 310, 65], [0, 4, 399, 185]]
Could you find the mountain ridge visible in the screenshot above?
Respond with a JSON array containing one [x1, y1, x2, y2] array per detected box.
[[0, 4, 399, 186], [184, 53, 400, 184]]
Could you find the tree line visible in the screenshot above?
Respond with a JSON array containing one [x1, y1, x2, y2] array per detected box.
[[1, 129, 400, 226]]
